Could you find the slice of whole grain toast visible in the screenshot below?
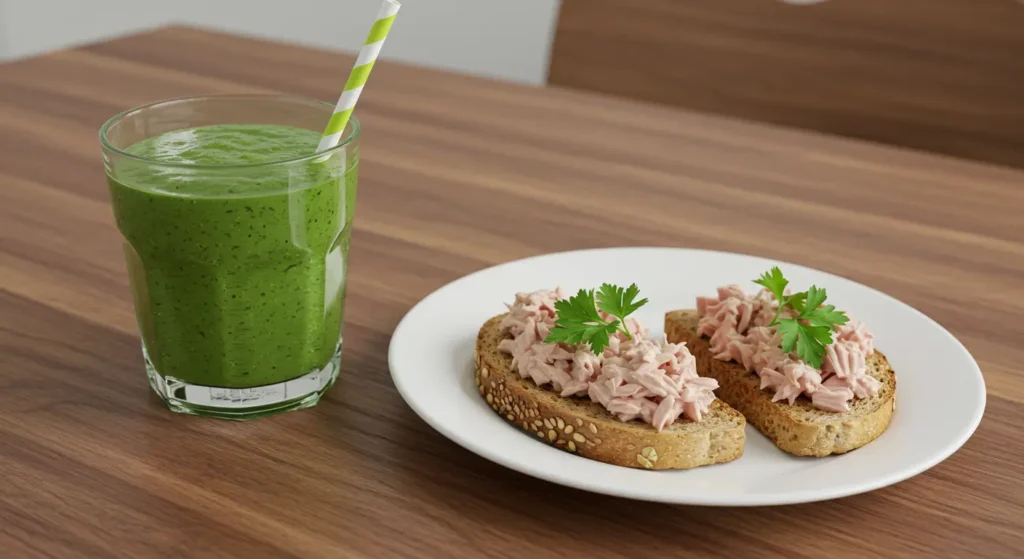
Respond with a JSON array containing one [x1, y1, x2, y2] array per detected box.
[[475, 314, 745, 470], [665, 310, 895, 457]]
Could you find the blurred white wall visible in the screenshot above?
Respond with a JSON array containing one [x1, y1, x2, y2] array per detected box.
[[0, 0, 563, 85], [0, 1, 172, 60]]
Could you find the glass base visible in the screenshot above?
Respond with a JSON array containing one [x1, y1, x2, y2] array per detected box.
[[143, 341, 341, 420]]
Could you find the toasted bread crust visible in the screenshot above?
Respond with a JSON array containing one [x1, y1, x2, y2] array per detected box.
[[664, 310, 895, 457], [475, 314, 745, 470]]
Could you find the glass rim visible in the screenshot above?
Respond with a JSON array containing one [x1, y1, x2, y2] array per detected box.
[[98, 93, 360, 170]]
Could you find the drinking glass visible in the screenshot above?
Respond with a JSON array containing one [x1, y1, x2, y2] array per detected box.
[[99, 94, 359, 419]]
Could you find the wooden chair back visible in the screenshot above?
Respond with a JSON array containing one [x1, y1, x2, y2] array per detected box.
[[548, 0, 1024, 168]]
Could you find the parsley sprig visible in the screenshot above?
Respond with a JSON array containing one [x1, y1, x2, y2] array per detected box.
[[753, 267, 849, 368], [544, 284, 648, 353]]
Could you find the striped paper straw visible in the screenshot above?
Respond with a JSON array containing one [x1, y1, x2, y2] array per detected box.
[[317, 0, 401, 152]]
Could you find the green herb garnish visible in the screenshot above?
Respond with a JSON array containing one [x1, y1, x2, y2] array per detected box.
[[753, 267, 849, 368], [544, 283, 648, 353]]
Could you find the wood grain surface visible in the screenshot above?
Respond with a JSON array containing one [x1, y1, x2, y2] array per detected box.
[[549, 0, 1024, 170], [1, 26, 1023, 559]]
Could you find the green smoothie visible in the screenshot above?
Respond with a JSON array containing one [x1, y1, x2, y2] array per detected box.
[[108, 124, 356, 389]]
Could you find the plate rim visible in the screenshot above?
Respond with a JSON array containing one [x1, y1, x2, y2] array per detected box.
[[387, 246, 987, 506]]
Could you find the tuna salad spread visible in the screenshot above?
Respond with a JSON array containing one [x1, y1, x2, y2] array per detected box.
[[697, 285, 880, 412], [498, 288, 718, 431]]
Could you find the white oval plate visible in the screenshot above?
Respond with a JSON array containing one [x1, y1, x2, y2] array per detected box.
[[388, 248, 985, 506]]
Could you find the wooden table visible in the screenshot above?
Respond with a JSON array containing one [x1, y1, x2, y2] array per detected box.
[[1, 27, 1022, 559]]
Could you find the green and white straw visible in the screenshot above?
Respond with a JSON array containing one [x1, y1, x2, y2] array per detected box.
[[318, 0, 401, 152]]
